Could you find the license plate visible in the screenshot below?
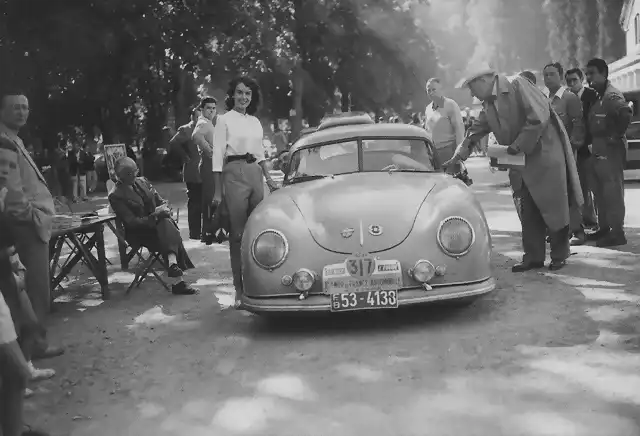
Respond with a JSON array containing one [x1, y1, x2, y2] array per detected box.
[[323, 254, 402, 312], [330, 289, 398, 312]]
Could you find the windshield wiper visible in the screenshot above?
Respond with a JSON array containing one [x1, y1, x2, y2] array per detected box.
[[386, 168, 432, 173], [287, 174, 333, 184]]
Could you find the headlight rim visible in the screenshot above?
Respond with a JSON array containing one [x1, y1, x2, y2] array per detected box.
[[251, 229, 289, 270], [437, 216, 475, 257], [412, 259, 436, 283]]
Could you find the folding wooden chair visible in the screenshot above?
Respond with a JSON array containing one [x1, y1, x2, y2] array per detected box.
[[125, 243, 170, 294], [107, 218, 170, 294]]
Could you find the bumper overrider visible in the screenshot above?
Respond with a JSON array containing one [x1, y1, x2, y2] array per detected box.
[[240, 277, 496, 313]]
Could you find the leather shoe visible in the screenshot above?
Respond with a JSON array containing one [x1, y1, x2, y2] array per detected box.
[[596, 233, 627, 248], [549, 260, 567, 271], [22, 425, 50, 436], [570, 232, 585, 246], [587, 228, 609, 242], [167, 264, 183, 278], [172, 281, 197, 295], [32, 345, 64, 361], [511, 261, 544, 272]]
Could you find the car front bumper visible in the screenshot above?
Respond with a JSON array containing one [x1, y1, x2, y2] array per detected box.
[[241, 277, 496, 313]]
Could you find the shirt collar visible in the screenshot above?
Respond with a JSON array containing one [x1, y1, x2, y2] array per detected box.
[[490, 74, 510, 99], [545, 86, 566, 99], [577, 87, 585, 98], [0, 122, 21, 142]]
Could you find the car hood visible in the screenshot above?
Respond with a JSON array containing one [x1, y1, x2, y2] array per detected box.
[[285, 172, 443, 254]]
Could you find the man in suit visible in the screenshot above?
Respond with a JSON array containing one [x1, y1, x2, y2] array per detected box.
[[169, 106, 202, 240], [0, 89, 63, 360], [565, 67, 599, 231], [543, 62, 586, 245], [444, 67, 583, 272], [108, 157, 196, 295], [191, 97, 218, 242]]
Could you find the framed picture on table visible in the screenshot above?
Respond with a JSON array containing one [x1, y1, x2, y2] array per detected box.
[[104, 144, 127, 182]]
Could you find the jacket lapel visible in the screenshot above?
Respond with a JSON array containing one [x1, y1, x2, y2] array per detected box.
[[113, 184, 145, 210], [0, 132, 47, 184]]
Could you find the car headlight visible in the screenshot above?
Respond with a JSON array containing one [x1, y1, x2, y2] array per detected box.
[[252, 229, 289, 270], [437, 216, 475, 257]]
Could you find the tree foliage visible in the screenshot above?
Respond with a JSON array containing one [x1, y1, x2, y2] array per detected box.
[[1, 0, 439, 153]]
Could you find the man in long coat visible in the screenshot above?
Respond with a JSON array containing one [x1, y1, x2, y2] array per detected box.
[[445, 68, 583, 272]]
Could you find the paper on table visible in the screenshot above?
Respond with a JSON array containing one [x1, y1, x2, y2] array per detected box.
[[487, 143, 525, 167]]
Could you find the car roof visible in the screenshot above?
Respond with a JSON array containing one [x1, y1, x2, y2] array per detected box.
[[290, 123, 431, 152]]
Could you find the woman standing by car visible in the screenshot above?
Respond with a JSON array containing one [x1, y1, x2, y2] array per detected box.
[[212, 76, 279, 308]]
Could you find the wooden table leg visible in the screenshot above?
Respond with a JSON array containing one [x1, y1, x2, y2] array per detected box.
[[69, 232, 109, 300], [106, 220, 129, 271], [95, 225, 110, 300]]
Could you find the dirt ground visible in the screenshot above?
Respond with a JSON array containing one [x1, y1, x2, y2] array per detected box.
[[24, 161, 640, 436]]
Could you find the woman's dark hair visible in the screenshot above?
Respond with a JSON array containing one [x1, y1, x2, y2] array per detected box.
[[224, 76, 261, 115]]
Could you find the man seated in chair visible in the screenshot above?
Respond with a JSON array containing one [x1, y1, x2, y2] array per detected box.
[[108, 157, 196, 295]]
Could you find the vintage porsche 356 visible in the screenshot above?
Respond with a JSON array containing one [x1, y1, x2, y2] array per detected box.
[[240, 113, 495, 314]]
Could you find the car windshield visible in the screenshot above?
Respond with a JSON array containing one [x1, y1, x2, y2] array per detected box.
[[287, 138, 436, 181]]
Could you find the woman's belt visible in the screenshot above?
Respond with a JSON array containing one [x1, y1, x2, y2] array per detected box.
[[226, 153, 256, 164]]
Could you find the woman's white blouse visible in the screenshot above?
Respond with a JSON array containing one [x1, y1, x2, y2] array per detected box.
[[212, 110, 264, 172]]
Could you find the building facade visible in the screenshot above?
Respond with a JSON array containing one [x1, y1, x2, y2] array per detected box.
[[610, 0, 640, 92]]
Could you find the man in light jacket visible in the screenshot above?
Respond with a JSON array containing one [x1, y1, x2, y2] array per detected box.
[[444, 67, 583, 272], [0, 89, 63, 360]]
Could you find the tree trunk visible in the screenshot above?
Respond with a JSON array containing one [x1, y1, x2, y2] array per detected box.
[[544, 0, 570, 62], [575, 0, 598, 66], [564, 0, 578, 66], [291, 59, 304, 140], [340, 89, 350, 112], [599, 0, 625, 62]]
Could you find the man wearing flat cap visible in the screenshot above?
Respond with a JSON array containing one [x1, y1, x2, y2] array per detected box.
[[444, 66, 583, 272]]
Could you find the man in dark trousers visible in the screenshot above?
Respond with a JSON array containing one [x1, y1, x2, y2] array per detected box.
[[585, 58, 632, 247], [543, 62, 585, 245], [169, 106, 202, 240], [191, 97, 218, 242], [565, 67, 599, 231]]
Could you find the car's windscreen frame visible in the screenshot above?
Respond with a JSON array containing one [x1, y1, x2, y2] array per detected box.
[[285, 135, 441, 183]]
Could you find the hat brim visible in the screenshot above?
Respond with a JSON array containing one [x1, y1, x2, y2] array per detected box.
[[457, 69, 496, 89]]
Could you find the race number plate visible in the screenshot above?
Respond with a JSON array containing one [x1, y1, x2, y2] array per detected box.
[[323, 254, 402, 312]]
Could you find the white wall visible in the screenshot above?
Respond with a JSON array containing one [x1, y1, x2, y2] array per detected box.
[[625, 0, 640, 56]]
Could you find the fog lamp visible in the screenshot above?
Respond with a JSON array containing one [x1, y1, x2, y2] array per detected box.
[[411, 260, 435, 283], [293, 268, 315, 292]]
